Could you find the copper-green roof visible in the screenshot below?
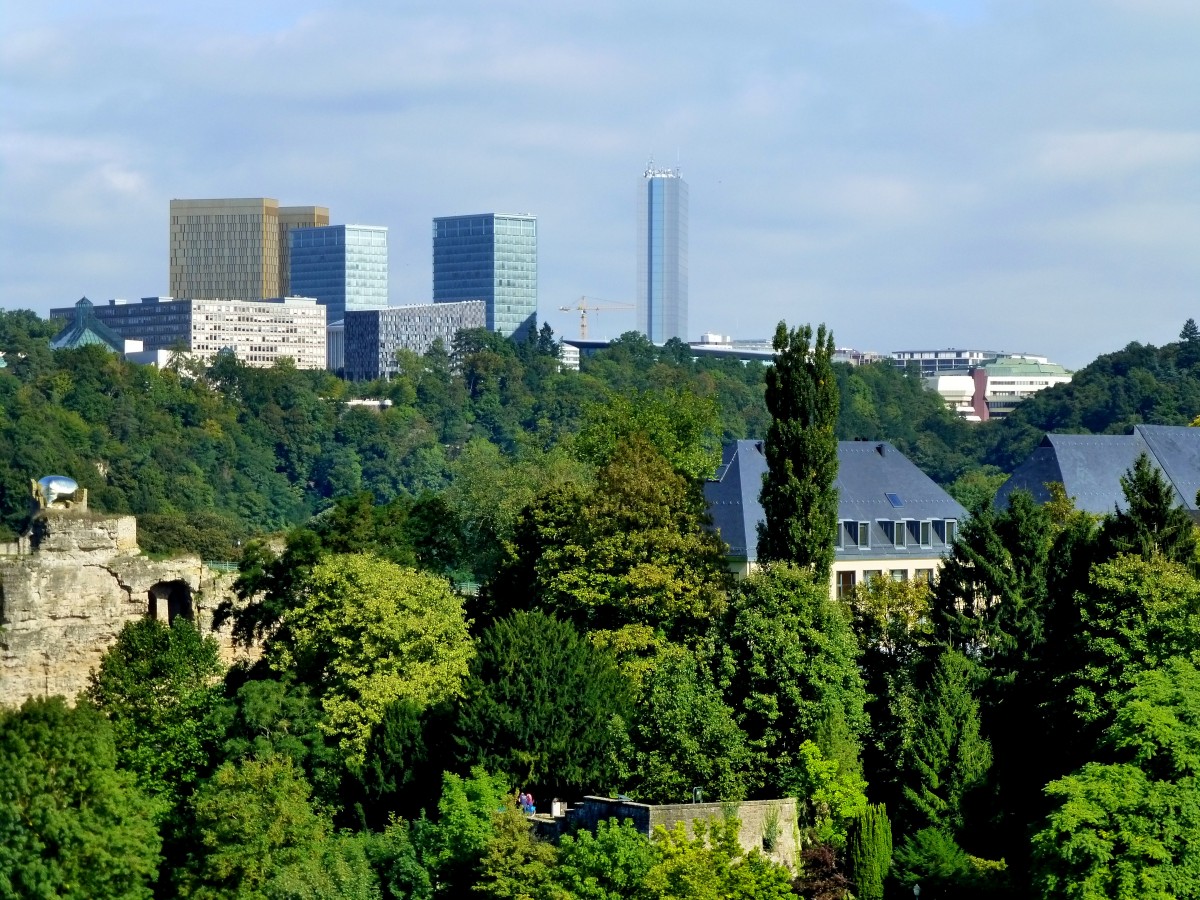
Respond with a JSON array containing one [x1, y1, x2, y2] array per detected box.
[[50, 298, 125, 353]]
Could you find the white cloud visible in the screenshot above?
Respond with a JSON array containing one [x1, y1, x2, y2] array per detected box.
[[1034, 130, 1200, 179]]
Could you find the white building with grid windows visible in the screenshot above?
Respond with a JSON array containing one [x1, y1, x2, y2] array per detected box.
[[343, 301, 486, 380]]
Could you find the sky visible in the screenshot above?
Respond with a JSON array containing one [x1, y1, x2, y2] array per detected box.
[[1, 0, 1197, 369]]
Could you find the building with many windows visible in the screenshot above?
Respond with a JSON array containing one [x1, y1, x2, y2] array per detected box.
[[50, 296, 326, 369], [704, 439, 966, 599], [432, 214, 536, 340], [169, 198, 328, 301], [342, 301, 486, 380], [637, 164, 688, 343], [289, 225, 389, 324], [890, 348, 1007, 376]]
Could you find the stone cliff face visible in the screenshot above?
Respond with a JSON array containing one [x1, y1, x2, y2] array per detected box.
[[0, 511, 247, 707]]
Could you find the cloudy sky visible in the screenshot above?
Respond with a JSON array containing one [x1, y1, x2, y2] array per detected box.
[[2, 0, 1197, 367]]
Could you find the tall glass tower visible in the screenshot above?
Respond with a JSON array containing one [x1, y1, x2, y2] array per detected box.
[[637, 164, 688, 343], [432, 213, 537, 340], [289, 225, 388, 323]]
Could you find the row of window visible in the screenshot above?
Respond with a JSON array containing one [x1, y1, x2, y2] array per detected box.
[[835, 568, 936, 598], [838, 518, 957, 551]]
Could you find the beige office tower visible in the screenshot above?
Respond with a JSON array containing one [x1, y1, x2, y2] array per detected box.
[[169, 198, 329, 300]]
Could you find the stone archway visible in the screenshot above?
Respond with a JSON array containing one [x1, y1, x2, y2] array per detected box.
[[147, 580, 193, 625]]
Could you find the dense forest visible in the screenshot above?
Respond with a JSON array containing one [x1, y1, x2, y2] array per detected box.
[[4, 311, 1200, 898]]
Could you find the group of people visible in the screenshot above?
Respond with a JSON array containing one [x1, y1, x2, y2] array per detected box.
[[518, 790, 536, 814]]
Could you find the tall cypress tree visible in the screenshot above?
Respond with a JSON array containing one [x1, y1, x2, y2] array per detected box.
[[757, 321, 839, 582], [847, 803, 893, 900]]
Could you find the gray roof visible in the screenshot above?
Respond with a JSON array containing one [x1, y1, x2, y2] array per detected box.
[[704, 440, 967, 563], [995, 424, 1200, 517]]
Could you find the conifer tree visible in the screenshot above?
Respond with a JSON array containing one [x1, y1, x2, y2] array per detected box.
[[1101, 452, 1198, 570], [757, 321, 839, 582], [847, 803, 893, 900]]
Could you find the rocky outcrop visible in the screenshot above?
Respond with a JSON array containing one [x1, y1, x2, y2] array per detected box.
[[0, 510, 247, 707]]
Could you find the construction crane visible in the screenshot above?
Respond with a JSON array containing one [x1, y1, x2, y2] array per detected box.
[[559, 296, 635, 340]]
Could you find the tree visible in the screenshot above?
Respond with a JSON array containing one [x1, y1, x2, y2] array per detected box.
[[643, 817, 796, 900], [899, 650, 992, 837], [473, 802, 563, 900], [846, 804, 892, 900], [85, 617, 224, 810], [417, 768, 512, 897], [267, 553, 474, 763], [1179, 318, 1200, 369], [178, 754, 333, 900], [0, 697, 161, 900], [1100, 452, 1198, 569], [715, 565, 869, 803], [757, 321, 839, 582], [554, 818, 658, 900], [453, 611, 630, 795]]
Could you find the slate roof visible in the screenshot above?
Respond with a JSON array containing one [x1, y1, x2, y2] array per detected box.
[[995, 424, 1200, 518], [704, 439, 968, 563], [50, 298, 125, 353]]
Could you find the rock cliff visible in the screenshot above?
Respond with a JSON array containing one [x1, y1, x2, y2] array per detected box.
[[0, 510, 246, 707]]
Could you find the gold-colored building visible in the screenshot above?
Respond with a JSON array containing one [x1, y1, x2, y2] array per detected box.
[[169, 198, 329, 301]]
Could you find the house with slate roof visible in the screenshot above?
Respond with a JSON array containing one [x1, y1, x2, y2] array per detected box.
[[994, 424, 1200, 520], [704, 439, 968, 598]]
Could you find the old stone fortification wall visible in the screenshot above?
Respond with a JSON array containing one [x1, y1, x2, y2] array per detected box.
[[567, 796, 800, 869], [0, 510, 247, 708]]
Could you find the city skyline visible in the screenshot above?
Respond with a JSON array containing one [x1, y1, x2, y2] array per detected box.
[[2, 1, 1197, 369]]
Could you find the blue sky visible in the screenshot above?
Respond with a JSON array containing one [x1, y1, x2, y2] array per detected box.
[[2, 0, 1197, 367]]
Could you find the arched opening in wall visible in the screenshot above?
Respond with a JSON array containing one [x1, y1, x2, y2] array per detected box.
[[147, 580, 193, 625]]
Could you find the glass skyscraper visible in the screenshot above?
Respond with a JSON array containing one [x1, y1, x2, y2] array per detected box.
[[637, 165, 689, 344], [432, 213, 537, 340], [289, 225, 389, 323]]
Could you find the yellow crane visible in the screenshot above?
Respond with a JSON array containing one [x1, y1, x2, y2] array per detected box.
[[559, 296, 635, 340]]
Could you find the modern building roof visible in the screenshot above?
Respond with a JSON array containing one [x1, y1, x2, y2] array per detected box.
[[995, 424, 1200, 518], [981, 357, 1072, 377], [704, 439, 967, 563], [49, 297, 126, 353]]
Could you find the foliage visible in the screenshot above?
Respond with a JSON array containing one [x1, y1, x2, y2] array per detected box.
[[0, 696, 162, 900], [1099, 451, 1199, 569], [790, 843, 853, 900], [553, 818, 658, 900], [84, 616, 224, 810], [846, 803, 892, 900], [643, 817, 796, 900], [268, 553, 474, 763], [472, 802, 563, 900], [899, 650, 992, 836], [790, 741, 869, 847], [715, 564, 868, 802], [623, 644, 751, 804], [758, 321, 839, 581], [490, 436, 730, 644], [891, 828, 1007, 899], [418, 768, 512, 897], [178, 753, 332, 900], [453, 610, 630, 795]]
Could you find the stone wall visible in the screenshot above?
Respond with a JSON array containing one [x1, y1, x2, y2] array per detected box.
[[0, 510, 247, 708], [566, 796, 800, 869]]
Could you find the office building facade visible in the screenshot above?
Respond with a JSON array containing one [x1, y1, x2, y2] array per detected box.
[[343, 301, 486, 380], [432, 214, 536, 340], [169, 198, 328, 301], [51, 296, 327, 369], [290, 225, 389, 324], [637, 165, 688, 343]]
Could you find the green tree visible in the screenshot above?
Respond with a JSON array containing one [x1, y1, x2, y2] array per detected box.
[[757, 321, 839, 582], [1100, 452, 1199, 569], [846, 804, 892, 900], [453, 610, 630, 795], [417, 768, 512, 898], [84, 617, 224, 810], [715, 565, 869, 803], [0, 697, 161, 900], [553, 818, 658, 900], [1179, 318, 1200, 369], [178, 754, 332, 900], [268, 553, 474, 763], [473, 802, 563, 900], [643, 817, 796, 900], [899, 650, 992, 836]]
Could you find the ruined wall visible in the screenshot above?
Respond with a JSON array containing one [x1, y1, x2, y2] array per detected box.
[[0, 510, 248, 708]]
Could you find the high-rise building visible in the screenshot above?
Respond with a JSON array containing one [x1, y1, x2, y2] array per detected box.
[[169, 198, 328, 301], [432, 213, 537, 340], [50, 296, 327, 369], [289, 225, 389, 324], [343, 301, 486, 380], [637, 164, 688, 343]]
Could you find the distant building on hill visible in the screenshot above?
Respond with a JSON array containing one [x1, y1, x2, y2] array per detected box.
[[289, 224, 389, 324], [50, 296, 326, 369], [342, 301, 485, 380], [996, 424, 1200, 519], [637, 164, 688, 343], [704, 439, 967, 598], [49, 298, 135, 354]]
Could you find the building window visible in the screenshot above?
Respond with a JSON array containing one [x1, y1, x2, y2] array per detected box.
[[836, 571, 856, 598], [920, 521, 933, 548], [944, 519, 957, 545], [894, 520, 906, 549], [864, 570, 882, 585], [891, 569, 908, 582], [915, 568, 935, 585], [857, 521, 870, 549]]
